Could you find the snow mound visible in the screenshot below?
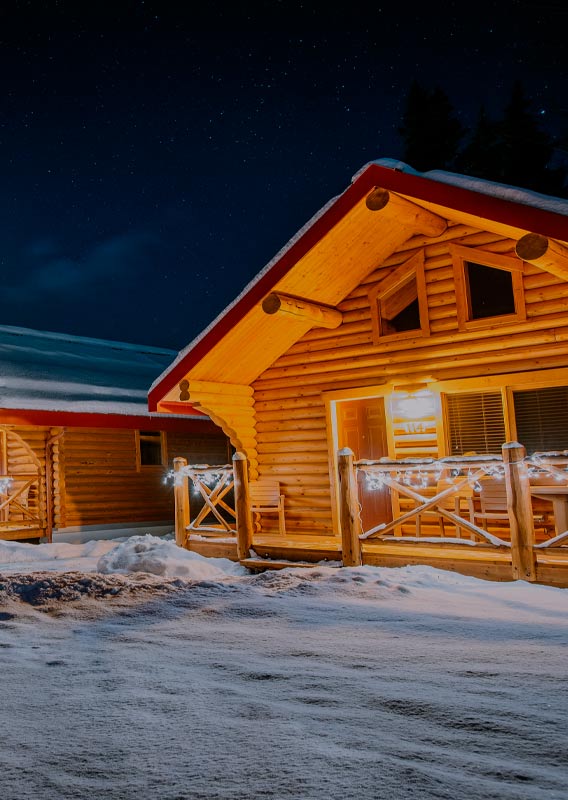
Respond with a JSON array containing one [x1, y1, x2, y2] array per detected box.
[[96, 535, 246, 579], [0, 537, 117, 573]]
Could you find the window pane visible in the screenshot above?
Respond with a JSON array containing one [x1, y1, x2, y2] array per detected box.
[[466, 262, 516, 319], [446, 392, 506, 455], [513, 386, 568, 454], [139, 431, 163, 465], [387, 298, 420, 333]]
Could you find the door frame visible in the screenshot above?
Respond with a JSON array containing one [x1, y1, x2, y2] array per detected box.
[[323, 384, 397, 537]]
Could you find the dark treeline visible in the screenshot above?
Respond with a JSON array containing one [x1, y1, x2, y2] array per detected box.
[[399, 81, 568, 198]]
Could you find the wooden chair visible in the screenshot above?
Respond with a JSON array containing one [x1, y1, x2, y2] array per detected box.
[[469, 477, 548, 535], [249, 479, 286, 535]]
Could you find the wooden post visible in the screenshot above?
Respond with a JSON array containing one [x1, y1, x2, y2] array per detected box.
[[233, 451, 254, 560], [338, 448, 362, 567], [173, 457, 190, 549], [502, 442, 537, 582]]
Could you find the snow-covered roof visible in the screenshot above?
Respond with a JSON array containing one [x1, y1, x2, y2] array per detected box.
[[0, 324, 202, 417], [367, 158, 568, 217]]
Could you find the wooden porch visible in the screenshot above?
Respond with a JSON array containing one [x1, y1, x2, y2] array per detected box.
[[171, 446, 568, 586]]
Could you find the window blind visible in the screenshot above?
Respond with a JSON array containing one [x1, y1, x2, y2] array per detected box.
[[446, 391, 506, 456], [513, 386, 568, 454]]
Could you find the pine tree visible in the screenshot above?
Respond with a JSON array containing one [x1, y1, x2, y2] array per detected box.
[[498, 81, 563, 192], [457, 83, 567, 195], [456, 106, 501, 180], [399, 82, 463, 171]]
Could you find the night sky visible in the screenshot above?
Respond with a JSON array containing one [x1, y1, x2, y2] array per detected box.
[[1, 1, 566, 350]]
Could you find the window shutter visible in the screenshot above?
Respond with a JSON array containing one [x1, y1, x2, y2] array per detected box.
[[513, 386, 568, 454], [446, 392, 506, 455]]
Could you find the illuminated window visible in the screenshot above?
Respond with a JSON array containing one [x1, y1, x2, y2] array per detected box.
[[137, 430, 165, 467], [450, 245, 525, 331]]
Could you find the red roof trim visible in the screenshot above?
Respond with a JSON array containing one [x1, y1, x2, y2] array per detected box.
[[148, 163, 568, 409], [0, 408, 218, 433]]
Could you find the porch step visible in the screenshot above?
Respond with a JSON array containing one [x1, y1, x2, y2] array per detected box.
[[240, 556, 341, 573]]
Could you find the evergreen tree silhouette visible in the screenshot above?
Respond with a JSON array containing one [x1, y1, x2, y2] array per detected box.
[[497, 81, 565, 193], [456, 106, 501, 180], [399, 80, 567, 195], [399, 82, 463, 171]]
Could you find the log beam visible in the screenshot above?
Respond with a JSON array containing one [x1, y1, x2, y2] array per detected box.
[[173, 457, 190, 549], [233, 452, 254, 560], [502, 442, 536, 582], [262, 293, 343, 329], [515, 234, 568, 282], [365, 187, 447, 237], [337, 447, 362, 566]]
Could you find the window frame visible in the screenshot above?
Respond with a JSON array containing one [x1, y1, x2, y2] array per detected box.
[[368, 250, 430, 345], [136, 430, 167, 470], [450, 245, 526, 332]]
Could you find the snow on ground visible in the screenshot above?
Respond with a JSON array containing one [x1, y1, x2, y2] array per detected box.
[[0, 536, 567, 800]]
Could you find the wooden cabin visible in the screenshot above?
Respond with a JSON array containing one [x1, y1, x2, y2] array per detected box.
[[149, 160, 568, 584], [0, 324, 228, 542]]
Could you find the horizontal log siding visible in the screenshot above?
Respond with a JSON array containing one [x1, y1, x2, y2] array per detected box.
[[62, 428, 229, 527], [252, 223, 568, 536], [62, 428, 167, 526], [166, 430, 230, 466]]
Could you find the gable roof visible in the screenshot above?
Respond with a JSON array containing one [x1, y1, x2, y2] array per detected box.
[[0, 323, 207, 425], [149, 159, 568, 410]]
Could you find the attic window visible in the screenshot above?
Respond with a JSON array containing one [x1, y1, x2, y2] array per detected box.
[[450, 245, 526, 331], [369, 251, 429, 344]]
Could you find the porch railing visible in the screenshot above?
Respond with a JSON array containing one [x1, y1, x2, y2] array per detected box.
[[0, 473, 45, 532], [339, 442, 568, 582], [172, 459, 236, 542], [172, 453, 254, 560]]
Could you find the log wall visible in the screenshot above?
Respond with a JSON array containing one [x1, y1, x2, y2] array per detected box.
[[61, 427, 229, 528], [0, 424, 229, 534], [252, 223, 568, 535]]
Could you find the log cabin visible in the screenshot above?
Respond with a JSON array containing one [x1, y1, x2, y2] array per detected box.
[[149, 159, 568, 584], [0, 324, 228, 543]]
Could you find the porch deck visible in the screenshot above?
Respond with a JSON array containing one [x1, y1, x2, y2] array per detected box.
[[186, 532, 568, 587]]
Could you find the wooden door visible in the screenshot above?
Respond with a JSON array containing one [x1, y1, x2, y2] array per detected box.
[[337, 398, 392, 533]]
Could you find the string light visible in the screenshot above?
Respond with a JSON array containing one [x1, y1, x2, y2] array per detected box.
[[0, 477, 13, 495], [360, 453, 568, 492], [166, 464, 233, 489]]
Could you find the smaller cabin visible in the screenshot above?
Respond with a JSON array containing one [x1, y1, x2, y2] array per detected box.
[[0, 325, 228, 542]]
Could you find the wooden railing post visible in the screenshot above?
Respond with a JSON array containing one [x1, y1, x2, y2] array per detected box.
[[173, 457, 190, 548], [502, 442, 537, 582], [233, 451, 254, 560], [338, 448, 362, 567]]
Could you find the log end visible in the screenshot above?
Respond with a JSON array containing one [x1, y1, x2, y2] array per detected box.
[[365, 187, 390, 211], [261, 293, 282, 315], [515, 233, 548, 261]]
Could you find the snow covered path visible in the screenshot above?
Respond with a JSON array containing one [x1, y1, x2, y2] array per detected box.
[[0, 536, 567, 799]]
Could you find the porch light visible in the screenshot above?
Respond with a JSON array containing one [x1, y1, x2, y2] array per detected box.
[[393, 384, 437, 421]]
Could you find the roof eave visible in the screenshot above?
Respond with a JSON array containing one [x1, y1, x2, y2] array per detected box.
[[148, 162, 568, 410]]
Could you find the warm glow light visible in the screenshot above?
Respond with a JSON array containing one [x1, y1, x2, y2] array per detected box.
[[394, 389, 436, 420]]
